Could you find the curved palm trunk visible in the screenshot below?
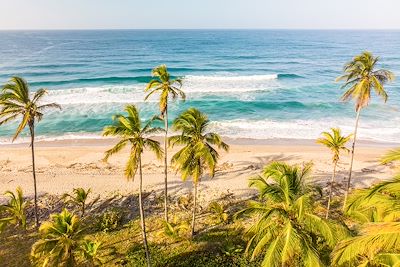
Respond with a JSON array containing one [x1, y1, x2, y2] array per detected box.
[[343, 109, 361, 210], [138, 156, 151, 267], [326, 161, 337, 219], [29, 124, 39, 228], [164, 108, 169, 223], [191, 181, 198, 238]]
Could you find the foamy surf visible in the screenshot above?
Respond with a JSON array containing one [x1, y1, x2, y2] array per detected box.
[[2, 118, 399, 145], [37, 73, 281, 105], [209, 119, 400, 143]]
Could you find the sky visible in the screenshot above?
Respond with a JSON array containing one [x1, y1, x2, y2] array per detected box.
[[0, 0, 399, 30]]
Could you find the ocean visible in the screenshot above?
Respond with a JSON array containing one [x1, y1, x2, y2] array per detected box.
[[0, 30, 399, 143]]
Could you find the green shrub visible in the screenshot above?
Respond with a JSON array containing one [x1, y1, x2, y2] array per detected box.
[[97, 209, 123, 232], [125, 243, 261, 267], [157, 216, 190, 241], [0, 187, 29, 232], [208, 201, 229, 224]]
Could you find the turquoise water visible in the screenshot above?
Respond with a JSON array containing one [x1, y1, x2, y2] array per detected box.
[[0, 30, 399, 143]]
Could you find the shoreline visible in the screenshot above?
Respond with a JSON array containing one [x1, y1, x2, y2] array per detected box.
[[0, 136, 397, 203], [0, 135, 399, 148]]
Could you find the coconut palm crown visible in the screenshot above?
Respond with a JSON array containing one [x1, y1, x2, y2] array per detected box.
[[144, 64, 185, 116], [0, 76, 61, 140], [337, 51, 394, 111], [169, 108, 229, 183], [238, 162, 347, 267], [317, 128, 351, 164], [103, 105, 163, 179], [31, 209, 83, 267]]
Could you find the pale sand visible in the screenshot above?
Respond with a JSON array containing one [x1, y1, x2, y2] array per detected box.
[[0, 138, 398, 203]]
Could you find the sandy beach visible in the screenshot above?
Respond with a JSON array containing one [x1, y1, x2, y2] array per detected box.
[[0, 137, 397, 203]]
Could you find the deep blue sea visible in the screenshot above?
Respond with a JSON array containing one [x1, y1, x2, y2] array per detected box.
[[0, 30, 399, 143]]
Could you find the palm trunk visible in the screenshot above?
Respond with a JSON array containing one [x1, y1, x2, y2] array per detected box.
[[29, 124, 39, 228], [191, 182, 198, 238], [138, 156, 151, 267], [82, 203, 85, 217], [326, 161, 337, 219], [164, 108, 169, 223], [343, 109, 361, 210]]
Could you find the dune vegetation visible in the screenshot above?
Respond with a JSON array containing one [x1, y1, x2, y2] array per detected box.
[[1, 52, 400, 266]]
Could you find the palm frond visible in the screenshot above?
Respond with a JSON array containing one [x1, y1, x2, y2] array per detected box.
[[337, 51, 394, 110], [332, 223, 400, 266]]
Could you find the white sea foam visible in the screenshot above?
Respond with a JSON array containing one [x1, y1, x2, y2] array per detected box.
[[44, 85, 147, 105], [185, 74, 278, 82], [183, 74, 279, 93], [40, 74, 280, 105], [209, 118, 400, 143], [0, 132, 107, 145], [2, 118, 399, 145]]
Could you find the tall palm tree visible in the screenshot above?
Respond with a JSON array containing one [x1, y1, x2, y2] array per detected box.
[[103, 105, 163, 267], [144, 64, 185, 223], [316, 128, 351, 218], [336, 52, 395, 209], [31, 209, 83, 267], [169, 108, 229, 237], [0, 77, 61, 227], [237, 162, 347, 267]]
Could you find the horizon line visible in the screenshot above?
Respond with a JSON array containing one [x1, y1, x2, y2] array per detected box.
[[0, 28, 400, 31]]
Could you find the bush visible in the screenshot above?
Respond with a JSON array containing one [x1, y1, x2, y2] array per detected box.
[[97, 208, 124, 232], [208, 201, 229, 225], [0, 187, 29, 232], [124, 243, 261, 267]]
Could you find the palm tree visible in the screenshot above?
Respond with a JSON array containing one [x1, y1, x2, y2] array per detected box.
[[63, 188, 92, 217], [237, 162, 348, 266], [336, 52, 395, 209], [169, 108, 229, 237], [31, 209, 83, 266], [0, 77, 61, 227], [103, 105, 163, 267], [0, 186, 29, 232], [144, 64, 185, 223], [80, 240, 104, 266], [316, 128, 351, 218]]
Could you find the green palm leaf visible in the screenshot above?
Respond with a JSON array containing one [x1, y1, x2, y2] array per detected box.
[[0, 186, 29, 232], [31, 209, 83, 266], [332, 223, 400, 266], [238, 162, 347, 266]]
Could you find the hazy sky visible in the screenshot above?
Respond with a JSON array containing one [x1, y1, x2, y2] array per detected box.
[[1, 0, 399, 30]]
